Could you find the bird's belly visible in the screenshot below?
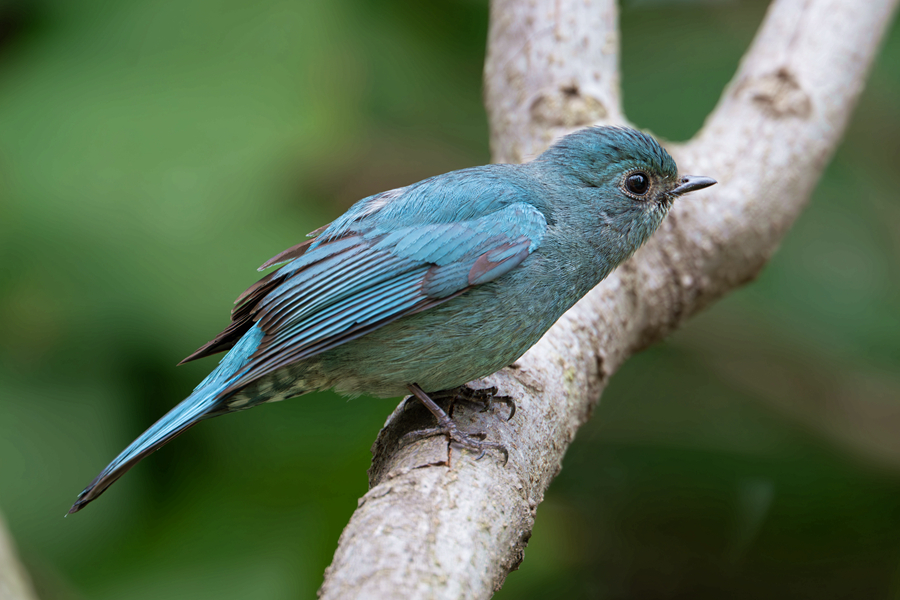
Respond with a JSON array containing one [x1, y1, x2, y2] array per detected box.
[[314, 281, 564, 398]]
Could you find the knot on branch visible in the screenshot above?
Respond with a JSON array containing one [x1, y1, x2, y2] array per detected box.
[[530, 83, 608, 127], [741, 67, 812, 118]]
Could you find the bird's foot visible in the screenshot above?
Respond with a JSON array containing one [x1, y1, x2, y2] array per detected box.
[[402, 383, 509, 464], [428, 385, 516, 421], [453, 386, 516, 421], [400, 422, 508, 464]]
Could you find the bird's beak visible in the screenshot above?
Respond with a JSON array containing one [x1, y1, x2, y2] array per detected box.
[[670, 175, 717, 196]]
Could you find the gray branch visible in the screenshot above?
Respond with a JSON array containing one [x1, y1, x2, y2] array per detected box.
[[0, 512, 38, 600], [318, 0, 899, 598]]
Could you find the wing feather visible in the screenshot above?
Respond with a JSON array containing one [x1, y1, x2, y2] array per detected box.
[[182, 202, 547, 393]]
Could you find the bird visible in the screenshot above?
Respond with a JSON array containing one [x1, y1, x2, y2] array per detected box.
[[68, 126, 715, 513]]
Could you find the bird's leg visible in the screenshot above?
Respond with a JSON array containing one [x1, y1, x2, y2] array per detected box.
[[400, 383, 509, 464]]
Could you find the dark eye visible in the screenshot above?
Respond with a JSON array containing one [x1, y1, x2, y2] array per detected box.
[[625, 172, 650, 196]]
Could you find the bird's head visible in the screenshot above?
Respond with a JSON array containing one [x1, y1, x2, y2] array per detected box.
[[534, 126, 715, 257]]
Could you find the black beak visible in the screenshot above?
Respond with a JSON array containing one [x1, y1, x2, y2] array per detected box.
[[670, 175, 717, 196]]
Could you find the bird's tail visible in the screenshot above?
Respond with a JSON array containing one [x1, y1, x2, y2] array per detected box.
[[69, 325, 265, 514], [68, 385, 222, 514]]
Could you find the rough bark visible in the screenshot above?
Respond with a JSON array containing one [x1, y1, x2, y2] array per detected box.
[[319, 0, 899, 598]]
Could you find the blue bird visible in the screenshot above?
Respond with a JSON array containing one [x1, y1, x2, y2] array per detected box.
[[69, 126, 715, 513]]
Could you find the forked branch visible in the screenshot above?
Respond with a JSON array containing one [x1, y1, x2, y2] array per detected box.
[[319, 1, 899, 598]]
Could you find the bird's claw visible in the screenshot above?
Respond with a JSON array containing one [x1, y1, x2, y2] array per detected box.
[[400, 421, 509, 465], [432, 386, 516, 421], [472, 392, 516, 421]]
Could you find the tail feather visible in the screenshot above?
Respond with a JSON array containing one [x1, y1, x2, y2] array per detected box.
[[68, 387, 220, 514], [69, 324, 265, 514]]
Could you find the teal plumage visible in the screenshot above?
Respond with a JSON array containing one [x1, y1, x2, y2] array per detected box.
[[69, 126, 715, 513]]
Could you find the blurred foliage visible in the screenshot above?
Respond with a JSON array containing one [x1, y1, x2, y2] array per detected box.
[[0, 0, 897, 598]]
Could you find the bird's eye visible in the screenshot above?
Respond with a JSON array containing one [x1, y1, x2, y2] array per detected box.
[[625, 172, 650, 196]]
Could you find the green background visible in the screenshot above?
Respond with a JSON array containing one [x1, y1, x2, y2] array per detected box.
[[1, 0, 898, 598]]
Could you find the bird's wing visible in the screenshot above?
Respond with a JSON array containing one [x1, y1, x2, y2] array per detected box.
[[182, 201, 547, 395]]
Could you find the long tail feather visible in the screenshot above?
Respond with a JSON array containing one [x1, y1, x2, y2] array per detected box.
[[68, 388, 219, 513], [69, 324, 265, 514]]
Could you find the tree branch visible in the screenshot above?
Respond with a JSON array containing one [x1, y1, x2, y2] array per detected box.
[[318, 0, 899, 598], [484, 0, 624, 163], [0, 512, 39, 600]]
